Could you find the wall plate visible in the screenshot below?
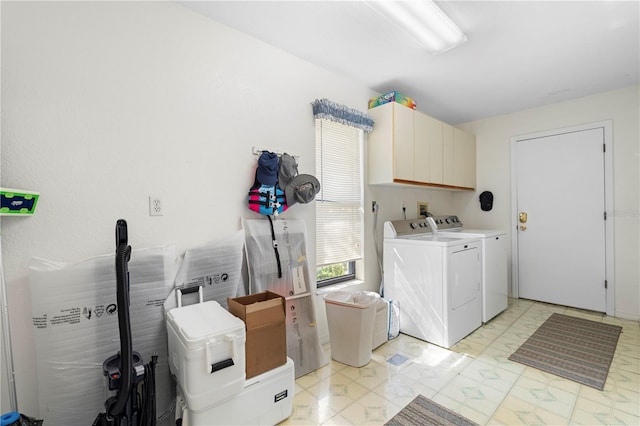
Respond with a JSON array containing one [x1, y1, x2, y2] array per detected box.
[[417, 202, 429, 218]]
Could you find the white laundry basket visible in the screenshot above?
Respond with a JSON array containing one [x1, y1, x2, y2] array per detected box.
[[324, 291, 379, 367]]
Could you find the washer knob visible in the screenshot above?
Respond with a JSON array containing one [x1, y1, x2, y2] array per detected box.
[[410, 223, 417, 229]]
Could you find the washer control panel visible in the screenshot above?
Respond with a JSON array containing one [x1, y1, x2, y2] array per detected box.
[[384, 219, 433, 237], [428, 215, 463, 231]]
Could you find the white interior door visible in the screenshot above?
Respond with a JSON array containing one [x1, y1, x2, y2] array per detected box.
[[515, 127, 607, 312]]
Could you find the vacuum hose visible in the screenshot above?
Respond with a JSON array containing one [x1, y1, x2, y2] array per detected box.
[[107, 220, 133, 420]]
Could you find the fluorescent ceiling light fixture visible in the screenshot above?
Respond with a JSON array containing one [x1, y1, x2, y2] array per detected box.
[[367, 0, 467, 54]]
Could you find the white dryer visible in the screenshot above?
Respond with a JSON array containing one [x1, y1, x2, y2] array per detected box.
[[428, 215, 508, 323], [383, 219, 482, 348]]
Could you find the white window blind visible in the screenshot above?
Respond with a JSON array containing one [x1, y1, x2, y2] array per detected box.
[[315, 119, 363, 266]]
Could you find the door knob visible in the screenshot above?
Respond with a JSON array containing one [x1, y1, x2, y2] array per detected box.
[[519, 212, 528, 223]]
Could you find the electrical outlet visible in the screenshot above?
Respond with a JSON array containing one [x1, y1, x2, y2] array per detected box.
[[418, 201, 429, 218], [372, 200, 378, 213], [149, 196, 163, 216]]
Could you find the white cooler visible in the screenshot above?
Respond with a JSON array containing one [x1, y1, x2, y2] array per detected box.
[[166, 300, 246, 412], [177, 358, 295, 425]]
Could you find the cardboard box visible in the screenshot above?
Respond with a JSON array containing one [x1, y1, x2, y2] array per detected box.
[[368, 91, 417, 110], [228, 291, 287, 379]]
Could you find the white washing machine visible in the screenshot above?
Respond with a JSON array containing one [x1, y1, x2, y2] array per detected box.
[[383, 219, 482, 348], [427, 215, 508, 323]]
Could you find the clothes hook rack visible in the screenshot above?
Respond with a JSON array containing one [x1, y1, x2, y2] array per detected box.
[[252, 146, 299, 160]]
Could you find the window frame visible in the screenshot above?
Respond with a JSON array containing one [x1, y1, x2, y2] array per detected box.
[[315, 118, 364, 288], [316, 261, 356, 288]]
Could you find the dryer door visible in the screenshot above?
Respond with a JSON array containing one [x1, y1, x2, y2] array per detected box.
[[448, 244, 481, 310]]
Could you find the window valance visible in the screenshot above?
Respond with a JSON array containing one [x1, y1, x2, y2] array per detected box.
[[311, 98, 374, 133]]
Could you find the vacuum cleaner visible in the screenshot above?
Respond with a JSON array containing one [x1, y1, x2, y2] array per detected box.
[[93, 219, 157, 426]]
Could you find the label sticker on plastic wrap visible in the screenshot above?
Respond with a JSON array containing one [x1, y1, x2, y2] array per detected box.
[[292, 266, 307, 294]]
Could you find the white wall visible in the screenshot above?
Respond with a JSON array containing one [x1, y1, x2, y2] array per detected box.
[[4, 1, 637, 417], [452, 86, 640, 320], [0, 1, 457, 414]]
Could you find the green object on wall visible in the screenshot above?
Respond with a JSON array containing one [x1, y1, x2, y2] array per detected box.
[[0, 188, 39, 215]]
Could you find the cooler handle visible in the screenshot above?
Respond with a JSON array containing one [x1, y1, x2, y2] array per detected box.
[[205, 335, 238, 375], [210, 358, 234, 373], [176, 285, 204, 308]]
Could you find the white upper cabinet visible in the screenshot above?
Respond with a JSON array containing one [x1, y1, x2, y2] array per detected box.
[[393, 103, 415, 181], [442, 123, 454, 186], [368, 102, 414, 184], [368, 102, 475, 190], [453, 127, 476, 189], [414, 112, 442, 184]]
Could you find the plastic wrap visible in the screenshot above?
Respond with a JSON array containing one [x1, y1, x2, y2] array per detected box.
[[324, 290, 380, 308], [388, 299, 400, 339], [174, 230, 245, 309], [243, 218, 311, 297], [242, 218, 327, 378], [29, 246, 176, 426]]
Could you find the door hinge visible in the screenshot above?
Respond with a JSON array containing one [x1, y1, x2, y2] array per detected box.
[[605, 280, 608, 289], [603, 143, 606, 153], [604, 211, 607, 220]]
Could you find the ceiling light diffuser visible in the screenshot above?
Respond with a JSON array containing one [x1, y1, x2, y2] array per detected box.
[[368, 0, 467, 54]]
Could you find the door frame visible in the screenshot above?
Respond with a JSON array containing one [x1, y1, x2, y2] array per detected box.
[[510, 121, 614, 316]]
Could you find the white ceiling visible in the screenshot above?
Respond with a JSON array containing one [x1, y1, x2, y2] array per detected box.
[[180, 1, 640, 124]]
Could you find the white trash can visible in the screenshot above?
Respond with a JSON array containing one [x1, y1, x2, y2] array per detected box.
[[324, 291, 379, 367]]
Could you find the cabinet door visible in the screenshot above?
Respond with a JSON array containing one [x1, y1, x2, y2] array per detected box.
[[442, 123, 454, 186], [453, 128, 466, 187], [393, 104, 415, 181], [414, 111, 439, 183], [465, 133, 476, 188], [429, 118, 444, 184], [367, 102, 395, 185], [453, 128, 476, 188]]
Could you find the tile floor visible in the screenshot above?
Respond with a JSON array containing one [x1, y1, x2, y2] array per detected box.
[[280, 298, 640, 425]]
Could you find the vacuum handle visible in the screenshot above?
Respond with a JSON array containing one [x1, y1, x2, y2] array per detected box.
[[116, 219, 128, 246], [107, 220, 134, 420]]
